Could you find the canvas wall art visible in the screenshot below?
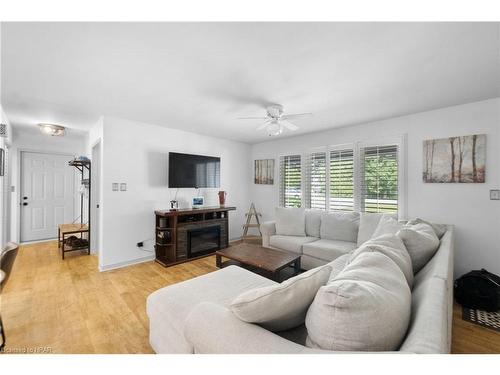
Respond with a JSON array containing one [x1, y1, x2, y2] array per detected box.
[[423, 134, 486, 183], [254, 159, 274, 185]]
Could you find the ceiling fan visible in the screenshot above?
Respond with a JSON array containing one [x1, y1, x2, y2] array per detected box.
[[237, 104, 312, 136]]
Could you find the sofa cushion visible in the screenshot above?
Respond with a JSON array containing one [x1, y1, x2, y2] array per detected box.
[[303, 239, 356, 262], [372, 215, 403, 237], [397, 223, 440, 274], [269, 235, 318, 255], [305, 209, 322, 238], [320, 211, 359, 242], [407, 218, 447, 239], [305, 252, 411, 351], [326, 253, 350, 281], [349, 234, 413, 288], [357, 212, 397, 246], [230, 265, 332, 332], [275, 207, 306, 236]]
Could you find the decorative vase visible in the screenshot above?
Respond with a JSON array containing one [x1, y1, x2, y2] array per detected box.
[[218, 191, 227, 206]]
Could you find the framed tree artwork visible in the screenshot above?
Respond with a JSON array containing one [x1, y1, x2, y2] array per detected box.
[[423, 134, 486, 183], [254, 159, 274, 185]]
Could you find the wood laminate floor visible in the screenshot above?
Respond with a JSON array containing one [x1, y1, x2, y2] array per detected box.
[[1, 241, 499, 354]]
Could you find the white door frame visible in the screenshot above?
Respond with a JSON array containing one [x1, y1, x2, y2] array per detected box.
[[90, 140, 101, 255], [18, 149, 77, 243]]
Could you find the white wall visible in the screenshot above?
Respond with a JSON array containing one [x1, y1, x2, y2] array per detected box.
[[251, 98, 500, 277], [1, 105, 13, 248], [99, 116, 252, 271], [9, 128, 87, 242]]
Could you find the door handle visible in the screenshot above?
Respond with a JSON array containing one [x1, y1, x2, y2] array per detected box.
[[22, 202, 28, 206]]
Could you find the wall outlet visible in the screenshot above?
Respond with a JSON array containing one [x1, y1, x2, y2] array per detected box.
[[112, 183, 119, 191], [490, 189, 500, 200], [137, 241, 144, 248], [120, 183, 127, 191]]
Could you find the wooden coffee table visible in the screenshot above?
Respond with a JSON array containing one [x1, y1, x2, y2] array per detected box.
[[216, 243, 301, 282]]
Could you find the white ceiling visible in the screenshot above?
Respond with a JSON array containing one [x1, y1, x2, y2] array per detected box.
[[1, 22, 499, 144]]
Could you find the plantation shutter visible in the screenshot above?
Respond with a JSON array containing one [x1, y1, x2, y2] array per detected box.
[[329, 149, 354, 211], [305, 152, 327, 210], [279, 155, 302, 208], [361, 145, 398, 213]]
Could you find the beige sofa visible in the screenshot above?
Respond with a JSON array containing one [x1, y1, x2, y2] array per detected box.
[[146, 221, 454, 354], [262, 210, 396, 270]]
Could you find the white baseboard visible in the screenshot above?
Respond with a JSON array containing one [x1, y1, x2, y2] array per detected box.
[[20, 238, 57, 245], [99, 254, 155, 272]]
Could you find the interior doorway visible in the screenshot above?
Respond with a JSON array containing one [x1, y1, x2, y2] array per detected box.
[[90, 141, 101, 255], [20, 151, 75, 242]]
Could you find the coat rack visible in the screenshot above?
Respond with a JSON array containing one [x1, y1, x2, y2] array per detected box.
[[58, 158, 91, 259]]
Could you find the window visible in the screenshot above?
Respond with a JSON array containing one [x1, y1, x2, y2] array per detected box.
[[279, 155, 302, 208], [361, 145, 399, 213], [278, 139, 403, 216], [329, 149, 354, 211], [306, 152, 327, 210]]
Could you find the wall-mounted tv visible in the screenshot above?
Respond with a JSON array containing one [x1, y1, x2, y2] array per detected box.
[[168, 152, 220, 188]]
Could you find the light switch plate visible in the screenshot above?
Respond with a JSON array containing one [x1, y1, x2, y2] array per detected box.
[[120, 183, 127, 191], [490, 189, 500, 200], [112, 183, 119, 191]]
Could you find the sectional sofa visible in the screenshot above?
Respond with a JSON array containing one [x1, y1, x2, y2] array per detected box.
[[147, 210, 454, 354], [261, 208, 396, 269]]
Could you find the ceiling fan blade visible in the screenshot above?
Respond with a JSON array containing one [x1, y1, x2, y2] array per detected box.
[[281, 112, 313, 120], [256, 120, 271, 131], [237, 116, 269, 120], [280, 120, 299, 131]]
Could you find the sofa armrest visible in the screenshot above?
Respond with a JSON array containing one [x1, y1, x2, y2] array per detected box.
[[184, 302, 328, 354], [260, 221, 276, 248]]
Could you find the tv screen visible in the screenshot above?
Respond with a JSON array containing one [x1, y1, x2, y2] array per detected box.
[[168, 152, 220, 188]]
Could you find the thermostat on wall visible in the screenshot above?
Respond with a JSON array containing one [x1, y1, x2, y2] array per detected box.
[[490, 190, 500, 200]]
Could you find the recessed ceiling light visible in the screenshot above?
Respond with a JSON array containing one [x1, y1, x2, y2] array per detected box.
[[38, 123, 66, 136]]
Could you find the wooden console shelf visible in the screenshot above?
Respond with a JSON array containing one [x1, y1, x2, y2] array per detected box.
[[154, 206, 236, 267]]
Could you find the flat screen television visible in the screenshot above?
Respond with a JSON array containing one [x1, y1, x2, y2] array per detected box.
[[168, 152, 220, 188]]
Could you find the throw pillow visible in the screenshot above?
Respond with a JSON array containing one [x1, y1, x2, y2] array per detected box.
[[397, 222, 440, 273], [349, 234, 413, 288], [305, 252, 411, 351], [275, 207, 306, 236], [357, 212, 397, 246], [320, 211, 360, 242], [230, 265, 332, 332], [305, 209, 322, 238], [372, 215, 403, 237], [406, 218, 447, 239]]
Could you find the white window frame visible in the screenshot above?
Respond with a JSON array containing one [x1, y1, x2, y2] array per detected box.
[[356, 134, 407, 220], [327, 143, 355, 212], [279, 152, 305, 208]]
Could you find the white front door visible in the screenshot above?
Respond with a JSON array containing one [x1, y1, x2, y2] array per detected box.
[[21, 152, 75, 242]]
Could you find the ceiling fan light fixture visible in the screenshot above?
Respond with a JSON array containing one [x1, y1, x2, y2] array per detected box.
[[266, 122, 283, 137], [38, 123, 66, 136]]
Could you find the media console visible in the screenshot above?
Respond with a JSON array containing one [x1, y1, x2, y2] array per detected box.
[[154, 206, 236, 267]]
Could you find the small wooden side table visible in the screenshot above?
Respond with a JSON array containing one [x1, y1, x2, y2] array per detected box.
[[58, 223, 90, 260]]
